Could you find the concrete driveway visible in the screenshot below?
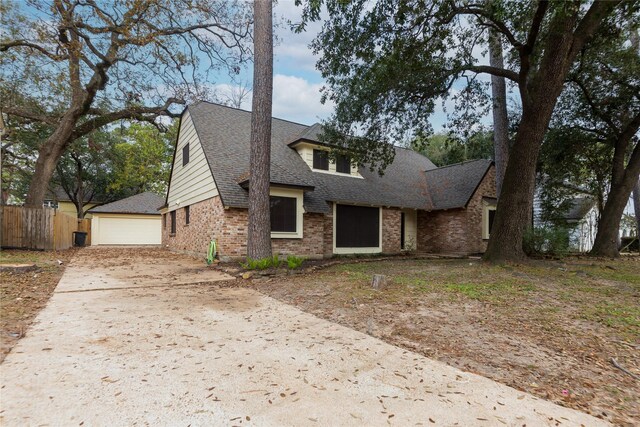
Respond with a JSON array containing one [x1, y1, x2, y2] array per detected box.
[[1, 248, 607, 426]]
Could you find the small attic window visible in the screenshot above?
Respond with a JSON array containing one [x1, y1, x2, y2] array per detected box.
[[182, 143, 190, 166], [313, 149, 329, 170], [336, 154, 351, 174]]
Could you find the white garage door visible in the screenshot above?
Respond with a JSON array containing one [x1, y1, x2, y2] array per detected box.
[[92, 215, 161, 245]]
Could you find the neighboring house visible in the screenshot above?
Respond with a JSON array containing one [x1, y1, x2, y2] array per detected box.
[[563, 198, 598, 252], [534, 189, 637, 252], [533, 193, 598, 253], [89, 192, 164, 246], [44, 187, 101, 219], [161, 102, 497, 260]]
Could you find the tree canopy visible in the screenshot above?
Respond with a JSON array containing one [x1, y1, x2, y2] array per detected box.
[[0, 0, 252, 206], [298, 0, 630, 261]]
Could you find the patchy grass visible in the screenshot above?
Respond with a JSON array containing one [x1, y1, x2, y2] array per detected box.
[[0, 249, 77, 362], [250, 256, 640, 426]]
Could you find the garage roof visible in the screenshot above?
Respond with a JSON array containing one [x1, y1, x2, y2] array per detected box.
[[89, 192, 164, 215]]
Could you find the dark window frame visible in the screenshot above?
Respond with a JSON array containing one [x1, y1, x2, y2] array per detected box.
[[488, 209, 496, 237], [270, 196, 297, 233], [182, 143, 190, 166], [170, 210, 176, 235], [336, 154, 351, 174], [312, 149, 329, 171], [335, 204, 380, 248], [185, 206, 190, 225], [163, 213, 166, 230]]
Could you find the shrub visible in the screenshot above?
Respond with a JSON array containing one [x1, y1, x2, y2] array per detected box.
[[523, 226, 570, 256], [286, 255, 305, 269], [242, 254, 281, 270]]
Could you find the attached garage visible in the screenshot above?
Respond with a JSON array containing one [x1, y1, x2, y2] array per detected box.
[[89, 192, 164, 246]]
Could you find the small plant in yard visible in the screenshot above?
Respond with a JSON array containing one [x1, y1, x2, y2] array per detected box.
[[242, 254, 281, 270], [286, 255, 305, 269], [523, 226, 570, 256]]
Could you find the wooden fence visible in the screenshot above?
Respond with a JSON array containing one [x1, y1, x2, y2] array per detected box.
[[0, 205, 91, 251]]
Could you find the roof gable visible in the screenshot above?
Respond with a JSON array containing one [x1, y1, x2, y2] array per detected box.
[[422, 159, 493, 210], [180, 102, 493, 212]]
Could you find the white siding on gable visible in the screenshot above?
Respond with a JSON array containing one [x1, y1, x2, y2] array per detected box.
[[167, 111, 218, 211]]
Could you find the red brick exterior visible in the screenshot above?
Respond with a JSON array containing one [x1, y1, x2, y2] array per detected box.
[[162, 196, 325, 260], [162, 167, 496, 259], [417, 166, 496, 254], [382, 207, 402, 253]]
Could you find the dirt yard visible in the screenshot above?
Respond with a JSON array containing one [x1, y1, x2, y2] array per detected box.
[[0, 248, 78, 361], [248, 256, 640, 426]]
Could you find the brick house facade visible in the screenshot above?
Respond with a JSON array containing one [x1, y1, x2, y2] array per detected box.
[[161, 102, 497, 261], [163, 196, 411, 260], [162, 166, 495, 260], [417, 167, 496, 254]]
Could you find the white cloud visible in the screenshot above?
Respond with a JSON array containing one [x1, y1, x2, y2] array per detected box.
[[273, 1, 324, 73], [212, 74, 334, 125], [272, 74, 333, 124]]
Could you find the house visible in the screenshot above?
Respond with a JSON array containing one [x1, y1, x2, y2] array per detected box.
[[562, 198, 598, 252], [89, 192, 164, 245], [533, 191, 637, 253], [44, 187, 101, 219], [161, 102, 496, 260]]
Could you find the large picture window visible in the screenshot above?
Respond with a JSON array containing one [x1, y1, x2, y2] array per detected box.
[[313, 149, 329, 170], [336, 204, 380, 248], [270, 196, 297, 232]]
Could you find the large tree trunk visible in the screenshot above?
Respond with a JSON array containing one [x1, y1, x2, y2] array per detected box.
[[483, 107, 550, 262], [246, 0, 273, 260], [489, 29, 509, 198], [483, 2, 616, 263], [590, 124, 640, 257], [633, 178, 640, 239], [24, 111, 81, 207], [590, 178, 637, 257]]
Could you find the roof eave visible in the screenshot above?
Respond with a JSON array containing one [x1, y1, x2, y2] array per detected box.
[[238, 180, 315, 192]]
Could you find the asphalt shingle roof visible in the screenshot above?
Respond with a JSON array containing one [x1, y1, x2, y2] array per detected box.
[[89, 192, 164, 215], [422, 159, 494, 210], [563, 197, 595, 221], [185, 102, 492, 213]]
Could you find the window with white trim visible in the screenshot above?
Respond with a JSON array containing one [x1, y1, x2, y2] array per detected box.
[[482, 204, 497, 239], [269, 188, 304, 239]]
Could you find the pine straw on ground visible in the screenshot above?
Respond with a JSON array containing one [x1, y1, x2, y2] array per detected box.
[[0, 248, 78, 362], [246, 256, 640, 426]]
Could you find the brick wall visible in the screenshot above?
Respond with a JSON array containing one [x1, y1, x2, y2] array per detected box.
[[465, 166, 496, 253], [416, 165, 496, 254], [417, 208, 469, 253], [382, 207, 402, 253], [272, 213, 325, 259], [162, 196, 226, 257], [323, 210, 334, 257], [162, 196, 325, 260], [161, 175, 499, 259]]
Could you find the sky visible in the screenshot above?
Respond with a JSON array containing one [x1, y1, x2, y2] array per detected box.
[[213, 1, 333, 126], [215, 1, 471, 130]]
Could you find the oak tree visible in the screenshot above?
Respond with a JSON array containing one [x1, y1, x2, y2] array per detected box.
[[0, 0, 251, 207], [298, 0, 624, 262]]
